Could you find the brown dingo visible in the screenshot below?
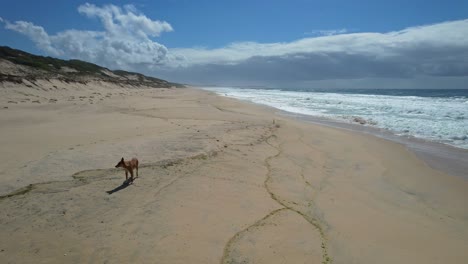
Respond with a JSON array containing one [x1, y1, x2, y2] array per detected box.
[[115, 157, 139, 182]]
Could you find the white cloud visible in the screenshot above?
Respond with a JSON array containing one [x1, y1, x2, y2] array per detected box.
[[3, 3, 172, 70], [77, 3, 172, 38], [169, 19, 468, 67], [4, 20, 59, 56], [304, 28, 348, 36]]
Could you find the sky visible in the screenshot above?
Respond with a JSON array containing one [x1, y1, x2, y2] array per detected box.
[[1, 0, 468, 89]]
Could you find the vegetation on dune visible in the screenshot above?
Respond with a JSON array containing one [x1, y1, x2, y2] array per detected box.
[[0, 46, 101, 73], [0, 46, 185, 88]]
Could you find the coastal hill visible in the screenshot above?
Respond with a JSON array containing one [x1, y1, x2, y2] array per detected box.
[[0, 46, 184, 88]]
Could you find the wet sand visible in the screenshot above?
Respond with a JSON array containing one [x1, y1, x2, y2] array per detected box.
[[280, 112, 468, 179], [0, 83, 467, 263]]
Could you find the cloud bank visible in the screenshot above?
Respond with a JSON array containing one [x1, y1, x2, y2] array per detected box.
[[3, 3, 468, 88]]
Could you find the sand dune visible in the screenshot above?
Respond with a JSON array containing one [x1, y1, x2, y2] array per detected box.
[[0, 82, 467, 263]]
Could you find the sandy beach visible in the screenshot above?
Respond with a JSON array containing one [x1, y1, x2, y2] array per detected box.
[[1, 82, 467, 263]]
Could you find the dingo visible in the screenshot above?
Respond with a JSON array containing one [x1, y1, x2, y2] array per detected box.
[[115, 157, 139, 182]]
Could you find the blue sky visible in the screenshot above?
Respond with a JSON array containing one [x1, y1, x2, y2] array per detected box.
[[1, 1, 468, 88]]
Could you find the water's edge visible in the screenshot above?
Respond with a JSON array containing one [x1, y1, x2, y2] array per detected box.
[[280, 111, 468, 180], [199, 87, 468, 179], [202, 87, 468, 149]]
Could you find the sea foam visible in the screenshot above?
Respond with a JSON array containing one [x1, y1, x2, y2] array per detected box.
[[203, 87, 468, 149]]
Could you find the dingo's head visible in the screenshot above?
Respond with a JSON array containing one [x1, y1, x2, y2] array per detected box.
[[115, 157, 125, 168]]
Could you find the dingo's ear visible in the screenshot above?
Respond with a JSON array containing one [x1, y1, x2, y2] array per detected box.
[[121, 157, 124, 161]]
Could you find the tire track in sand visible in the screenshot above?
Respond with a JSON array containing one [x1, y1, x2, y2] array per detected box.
[[221, 124, 332, 264]]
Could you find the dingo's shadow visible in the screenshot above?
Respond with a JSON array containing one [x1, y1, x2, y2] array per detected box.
[[106, 179, 133, 195]]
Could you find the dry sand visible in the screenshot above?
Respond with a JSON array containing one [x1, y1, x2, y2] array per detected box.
[[0, 81, 467, 263]]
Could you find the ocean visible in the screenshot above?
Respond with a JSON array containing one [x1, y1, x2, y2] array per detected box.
[[201, 87, 468, 150]]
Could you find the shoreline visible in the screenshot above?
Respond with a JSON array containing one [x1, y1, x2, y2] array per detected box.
[[1, 85, 467, 263], [199, 87, 468, 150], [199, 88, 468, 179], [281, 111, 468, 179]]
